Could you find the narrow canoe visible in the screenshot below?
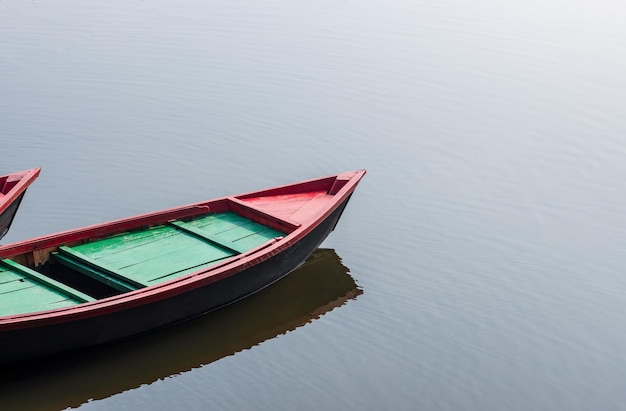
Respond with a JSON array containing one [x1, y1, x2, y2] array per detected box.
[[0, 169, 365, 366], [0, 168, 40, 240]]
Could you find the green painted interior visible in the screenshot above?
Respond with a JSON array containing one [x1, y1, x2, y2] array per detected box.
[[0, 212, 284, 317], [0, 259, 94, 317], [54, 212, 284, 290], [53, 252, 142, 293]]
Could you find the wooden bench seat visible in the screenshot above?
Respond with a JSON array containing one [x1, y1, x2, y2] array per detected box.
[[53, 247, 145, 292]]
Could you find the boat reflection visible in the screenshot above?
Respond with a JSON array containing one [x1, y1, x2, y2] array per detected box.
[[0, 248, 362, 410]]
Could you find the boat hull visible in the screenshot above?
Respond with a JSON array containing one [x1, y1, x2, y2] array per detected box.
[[0, 196, 351, 366], [0, 192, 25, 240], [0, 168, 40, 241]]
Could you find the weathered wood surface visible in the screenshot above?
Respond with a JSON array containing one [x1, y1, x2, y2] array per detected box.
[[54, 212, 285, 290], [0, 259, 94, 317]]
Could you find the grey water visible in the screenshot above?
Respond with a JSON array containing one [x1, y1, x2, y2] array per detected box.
[[1, 0, 626, 410]]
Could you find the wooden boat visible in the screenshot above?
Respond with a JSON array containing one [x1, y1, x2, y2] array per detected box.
[[1, 248, 361, 408], [0, 170, 365, 366], [0, 168, 40, 240]]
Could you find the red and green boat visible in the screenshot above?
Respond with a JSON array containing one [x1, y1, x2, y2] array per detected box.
[[0, 168, 40, 241], [0, 170, 365, 366]]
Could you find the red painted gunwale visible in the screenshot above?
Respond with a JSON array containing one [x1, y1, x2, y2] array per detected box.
[[0, 170, 366, 331], [0, 168, 40, 215]]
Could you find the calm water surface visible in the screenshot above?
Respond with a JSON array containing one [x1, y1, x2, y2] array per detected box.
[[1, 0, 626, 410]]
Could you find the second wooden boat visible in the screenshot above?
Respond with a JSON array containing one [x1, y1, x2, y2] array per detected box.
[[0, 168, 40, 240], [0, 169, 365, 366]]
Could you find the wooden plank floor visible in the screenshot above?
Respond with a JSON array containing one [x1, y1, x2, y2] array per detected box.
[[239, 190, 334, 224], [65, 212, 285, 286], [0, 262, 86, 316]]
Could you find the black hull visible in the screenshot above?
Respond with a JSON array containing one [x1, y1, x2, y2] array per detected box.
[[0, 248, 360, 409], [0, 196, 351, 367], [0, 192, 25, 240]]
